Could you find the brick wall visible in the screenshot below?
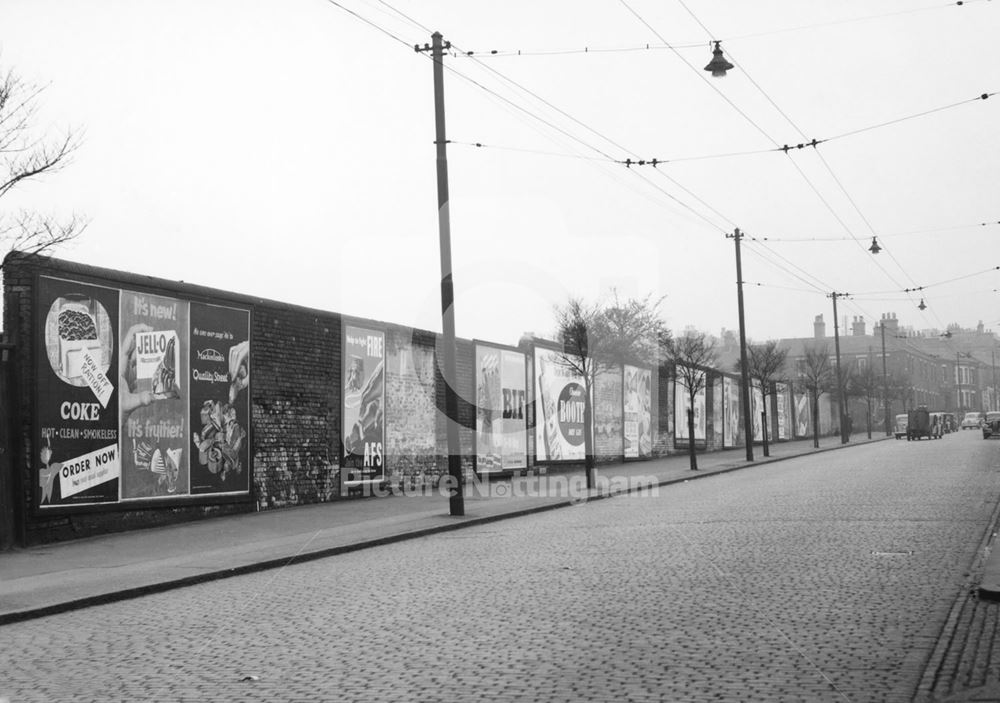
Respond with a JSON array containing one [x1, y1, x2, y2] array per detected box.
[[1, 252, 796, 546]]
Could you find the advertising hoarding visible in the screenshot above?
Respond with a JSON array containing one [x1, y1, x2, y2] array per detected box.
[[776, 383, 789, 440], [475, 344, 527, 472], [343, 326, 385, 482], [795, 390, 812, 437], [674, 366, 706, 441], [534, 348, 587, 462], [36, 275, 251, 509], [623, 365, 651, 458]]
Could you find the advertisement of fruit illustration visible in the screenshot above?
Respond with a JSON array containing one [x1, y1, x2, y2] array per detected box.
[[37, 277, 121, 506], [189, 302, 250, 495]]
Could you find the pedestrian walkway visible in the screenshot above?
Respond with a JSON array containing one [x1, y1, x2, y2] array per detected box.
[[0, 434, 888, 625]]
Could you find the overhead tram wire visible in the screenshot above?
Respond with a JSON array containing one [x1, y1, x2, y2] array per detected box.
[[332, 0, 740, 238], [448, 1, 981, 60], [701, 29, 934, 320], [672, 0, 977, 328], [328, 0, 975, 327]]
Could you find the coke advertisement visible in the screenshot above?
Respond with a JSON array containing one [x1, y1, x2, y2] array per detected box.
[[36, 277, 121, 506]]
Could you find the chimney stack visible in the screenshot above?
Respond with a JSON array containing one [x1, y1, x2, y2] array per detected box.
[[814, 314, 826, 339], [852, 316, 866, 336]]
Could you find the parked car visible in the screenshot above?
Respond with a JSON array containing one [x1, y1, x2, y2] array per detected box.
[[962, 411, 985, 430], [894, 413, 909, 440], [983, 412, 1000, 439]]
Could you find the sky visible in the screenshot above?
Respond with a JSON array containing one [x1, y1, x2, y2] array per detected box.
[[3, 0, 999, 347]]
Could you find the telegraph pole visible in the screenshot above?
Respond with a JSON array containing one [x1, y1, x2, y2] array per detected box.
[[416, 33, 464, 516], [880, 322, 890, 436], [830, 292, 849, 444], [728, 228, 754, 461]]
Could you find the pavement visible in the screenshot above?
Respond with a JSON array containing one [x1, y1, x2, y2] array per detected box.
[[0, 433, 892, 626]]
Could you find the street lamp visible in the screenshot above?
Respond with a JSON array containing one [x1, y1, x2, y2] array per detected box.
[[704, 41, 734, 77]]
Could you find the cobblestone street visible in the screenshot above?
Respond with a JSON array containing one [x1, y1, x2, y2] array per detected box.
[[3, 433, 1000, 702]]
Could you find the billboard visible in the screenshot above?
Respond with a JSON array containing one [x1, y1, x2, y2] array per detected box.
[[723, 376, 740, 448], [795, 390, 812, 437], [343, 326, 385, 482], [623, 365, 651, 458], [36, 275, 251, 509], [534, 347, 588, 462], [674, 366, 706, 441], [776, 383, 789, 440], [475, 344, 527, 472], [751, 386, 764, 442]]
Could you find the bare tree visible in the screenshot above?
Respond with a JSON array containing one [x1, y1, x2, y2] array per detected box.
[[886, 369, 914, 414], [849, 363, 881, 439], [670, 331, 717, 470], [798, 343, 833, 448], [736, 340, 788, 456], [553, 291, 667, 488], [1, 67, 85, 258]]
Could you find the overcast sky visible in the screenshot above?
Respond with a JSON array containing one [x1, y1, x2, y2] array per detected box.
[[3, 0, 999, 346]]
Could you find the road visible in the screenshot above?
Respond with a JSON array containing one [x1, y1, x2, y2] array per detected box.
[[2, 432, 1000, 702]]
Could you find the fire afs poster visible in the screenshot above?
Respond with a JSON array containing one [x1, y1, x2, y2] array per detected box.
[[343, 326, 385, 482], [534, 348, 587, 462], [475, 345, 527, 473]]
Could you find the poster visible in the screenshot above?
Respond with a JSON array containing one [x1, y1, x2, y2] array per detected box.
[[189, 302, 251, 495], [120, 292, 190, 498], [776, 383, 789, 440], [751, 386, 764, 442], [501, 350, 527, 469], [534, 348, 587, 462], [475, 345, 527, 472], [723, 376, 740, 448], [37, 277, 121, 506], [674, 366, 706, 441], [795, 390, 811, 437], [343, 326, 385, 481], [623, 365, 652, 458]]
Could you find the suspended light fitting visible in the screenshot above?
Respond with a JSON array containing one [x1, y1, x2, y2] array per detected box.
[[918, 298, 927, 311], [704, 41, 734, 78], [869, 236, 882, 254]]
